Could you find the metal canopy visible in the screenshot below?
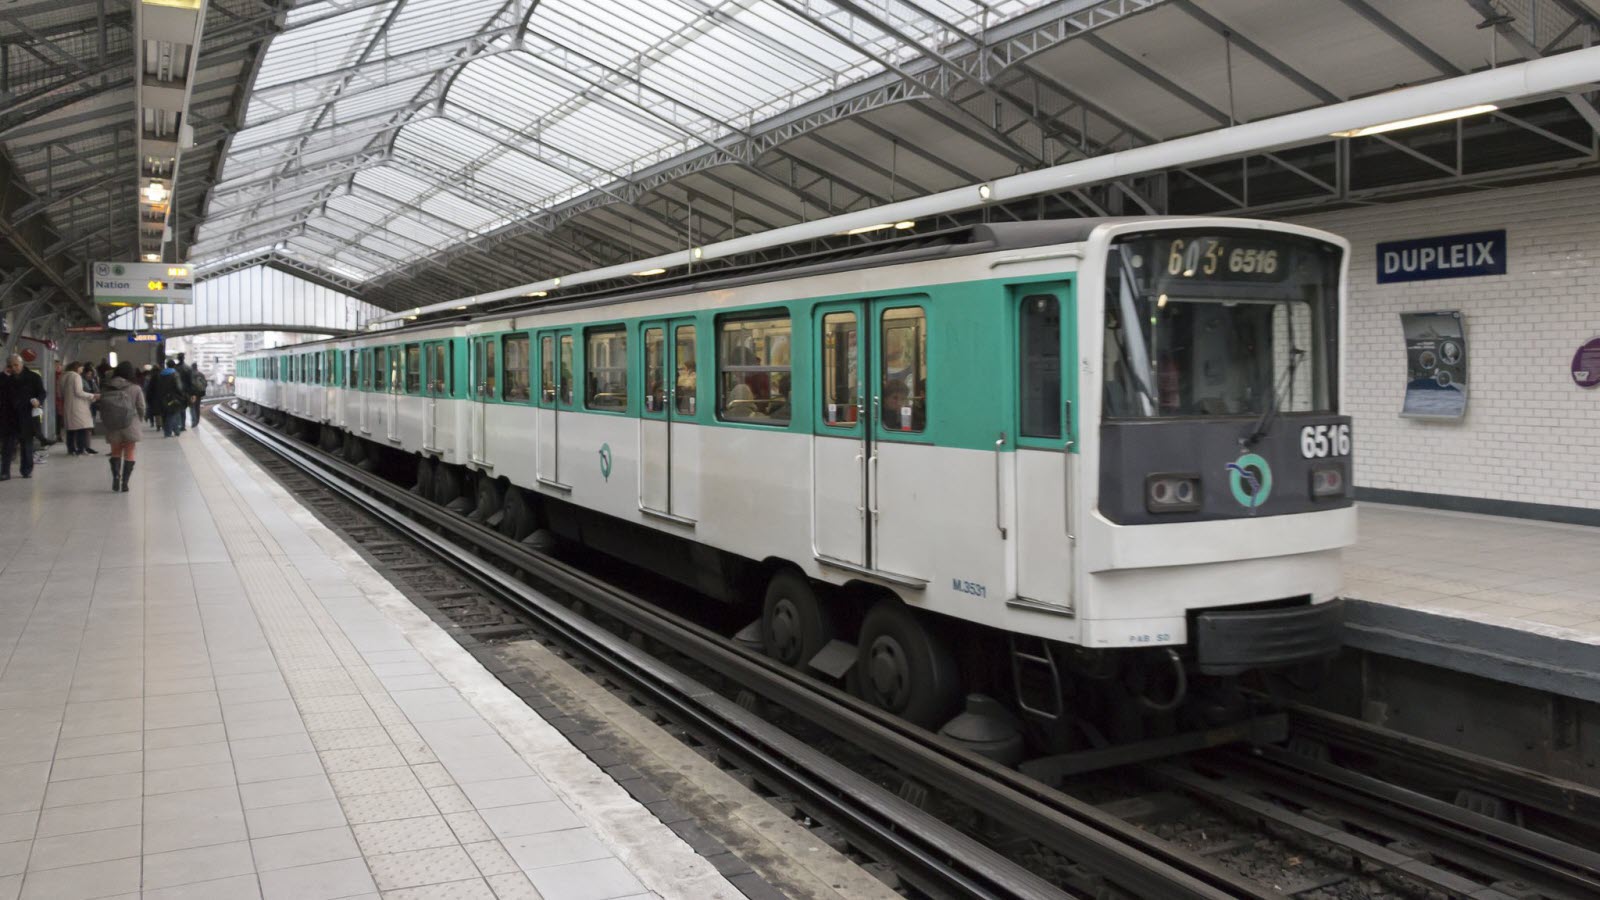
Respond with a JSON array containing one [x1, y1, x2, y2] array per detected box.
[[7, 0, 1600, 324]]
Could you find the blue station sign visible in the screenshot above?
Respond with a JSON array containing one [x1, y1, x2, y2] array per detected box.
[[1377, 229, 1506, 284], [128, 333, 163, 343]]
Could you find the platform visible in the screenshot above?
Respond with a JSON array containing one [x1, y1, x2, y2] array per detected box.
[[1343, 503, 1600, 703], [0, 430, 736, 900]]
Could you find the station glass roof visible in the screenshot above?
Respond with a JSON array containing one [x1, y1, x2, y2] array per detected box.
[[191, 0, 1053, 283]]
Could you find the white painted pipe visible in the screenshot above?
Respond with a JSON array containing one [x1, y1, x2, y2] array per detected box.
[[376, 45, 1600, 323]]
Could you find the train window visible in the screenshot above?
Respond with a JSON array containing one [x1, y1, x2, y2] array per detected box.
[[540, 335, 555, 402], [481, 339, 498, 399], [405, 344, 421, 394], [585, 327, 628, 411], [558, 334, 573, 405], [373, 348, 386, 391], [643, 327, 665, 413], [675, 325, 696, 416], [389, 348, 402, 393], [879, 307, 926, 433], [502, 335, 528, 402], [427, 343, 447, 395], [1019, 295, 1062, 439], [820, 311, 858, 426], [348, 351, 358, 389], [717, 314, 791, 425], [315, 353, 324, 385]]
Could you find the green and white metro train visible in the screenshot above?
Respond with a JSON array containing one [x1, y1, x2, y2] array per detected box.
[[236, 218, 1353, 740]]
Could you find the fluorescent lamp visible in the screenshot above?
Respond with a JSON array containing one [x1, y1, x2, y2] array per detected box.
[[632, 268, 667, 276], [841, 223, 893, 236], [454, 305, 469, 311], [894, 220, 915, 230], [525, 291, 547, 298], [142, 181, 169, 204], [1330, 104, 1497, 138], [692, 247, 703, 260], [405, 315, 418, 321], [552, 278, 561, 286], [143, 253, 161, 262], [1157, 293, 1168, 309]]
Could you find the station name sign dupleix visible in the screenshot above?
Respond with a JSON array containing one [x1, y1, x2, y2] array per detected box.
[[91, 261, 194, 305], [1376, 230, 1507, 284]]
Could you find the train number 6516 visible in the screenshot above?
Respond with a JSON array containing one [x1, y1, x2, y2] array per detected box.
[[1300, 423, 1351, 459]]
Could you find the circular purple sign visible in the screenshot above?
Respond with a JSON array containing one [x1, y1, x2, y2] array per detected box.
[[1574, 338, 1600, 388]]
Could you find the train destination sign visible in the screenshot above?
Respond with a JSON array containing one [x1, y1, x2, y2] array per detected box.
[[1376, 230, 1506, 284], [91, 261, 194, 305]]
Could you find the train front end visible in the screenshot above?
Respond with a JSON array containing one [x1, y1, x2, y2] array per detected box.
[[1077, 220, 1353, 677]]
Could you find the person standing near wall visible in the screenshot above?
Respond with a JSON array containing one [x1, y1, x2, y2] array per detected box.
[[62, 362, 98, 456], [79, 362, 101, 455], [0, 355, 46, 480]]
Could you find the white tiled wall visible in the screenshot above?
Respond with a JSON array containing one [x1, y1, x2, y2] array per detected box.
[[1290, 176, 1600, 510]]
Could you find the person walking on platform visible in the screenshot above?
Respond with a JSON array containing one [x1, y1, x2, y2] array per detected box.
[[0, 355, 47, 480], [155, 360, 186, 438], [99, 362, 145, 492], [79, 362, 101, 455], [142, 365, 159, 429], [62, 362, 99, 456], [187, 363, 207, 429], [175, 353, 192, 432]]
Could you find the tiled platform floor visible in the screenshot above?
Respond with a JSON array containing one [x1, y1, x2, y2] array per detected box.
[[1347, 503, 1600, 640], [0, 427, 735, 900]]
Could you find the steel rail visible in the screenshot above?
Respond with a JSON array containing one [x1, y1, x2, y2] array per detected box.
[[215, 406, 1070, 900], [213, 404, 1264, 900]]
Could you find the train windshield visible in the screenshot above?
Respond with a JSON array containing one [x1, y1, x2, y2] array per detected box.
[[1103, 230, 1342, 419]]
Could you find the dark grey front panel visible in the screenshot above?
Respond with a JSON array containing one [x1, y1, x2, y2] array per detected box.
[[1098, 415, 1353, 525]]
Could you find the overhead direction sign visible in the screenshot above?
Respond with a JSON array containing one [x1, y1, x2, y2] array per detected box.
[[128, 334, 163, 344], [91, 261, 194, 305]]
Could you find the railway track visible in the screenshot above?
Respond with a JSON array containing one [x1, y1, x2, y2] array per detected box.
[[213, 402, 1600, 900]]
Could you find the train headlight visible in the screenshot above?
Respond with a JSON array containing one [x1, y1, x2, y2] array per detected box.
[[1145, 474, 1201, 513], [1310, 464, 1347, 499]]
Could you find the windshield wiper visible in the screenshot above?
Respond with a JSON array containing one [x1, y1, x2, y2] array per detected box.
[[1244, 347, 1305, 448]]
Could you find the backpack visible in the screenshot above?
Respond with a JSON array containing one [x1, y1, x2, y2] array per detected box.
[[100, 386, 136, 429], [160, 373, 186, 412], [191, 370, 208, 397]]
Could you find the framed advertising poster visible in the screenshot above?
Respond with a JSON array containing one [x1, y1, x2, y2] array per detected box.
[[1400, 311, 1467, 419]]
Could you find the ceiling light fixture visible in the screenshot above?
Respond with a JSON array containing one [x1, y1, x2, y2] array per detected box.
[[632, 267, 667, 276], [978, 184, 992, 201], [692, 247, 704, 260], [841, 223, 894, 236], [143, 253, 161, 262], [525, 291, 548, 298], [1330, 104, 1497, 138], [142, 181, 169, 204], [894, 220, 916, 230]]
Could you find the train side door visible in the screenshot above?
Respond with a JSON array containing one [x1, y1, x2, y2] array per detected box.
[[811, 302, 867, 567], [535, 329, 572, 489], [422, 340, 442, 452], [386, 348, 402, 443], [470, 336, 495, 467], [358, 349, 372, 435], [1012, 284, 1077, 611], [868, 301, 932, 581], [639, 319, 697, 522]]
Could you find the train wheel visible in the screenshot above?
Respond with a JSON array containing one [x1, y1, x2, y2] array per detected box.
[[469, 476, 502, 523], [856, 601, 962, 729], [760, 570, 832, 670], [413, 457, 435, 497], [499, 487, 533, 540]]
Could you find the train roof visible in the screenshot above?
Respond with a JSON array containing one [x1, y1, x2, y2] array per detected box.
[[243, 216, 1285, 351]]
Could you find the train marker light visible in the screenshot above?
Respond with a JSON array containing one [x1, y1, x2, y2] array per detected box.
[[1330, 104, 1497, 138]]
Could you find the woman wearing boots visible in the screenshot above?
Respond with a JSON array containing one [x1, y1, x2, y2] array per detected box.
[[99, 362, 145, 492]]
